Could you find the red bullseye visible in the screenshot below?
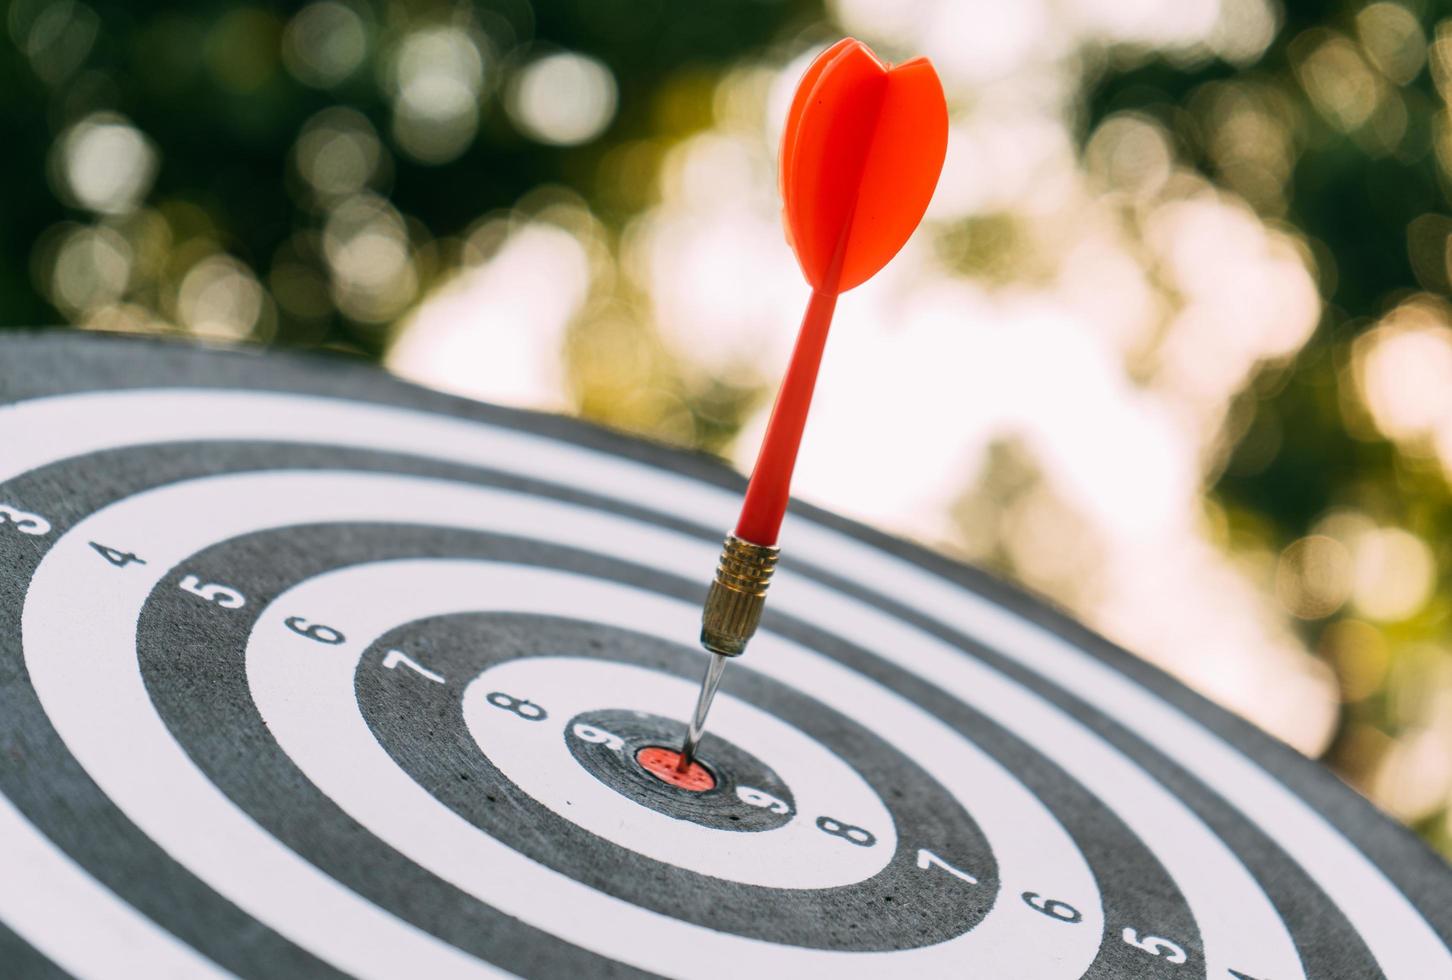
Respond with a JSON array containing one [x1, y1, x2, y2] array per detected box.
[[636, 746, 716, 792]]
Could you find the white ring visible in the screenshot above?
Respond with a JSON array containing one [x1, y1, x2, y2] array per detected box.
[[2, 390, 1438, 980], [249, 555, 1095, 976], [17, 467, 1311, 977], [460, 656, 894, 889], [0, 792, 226, 979]]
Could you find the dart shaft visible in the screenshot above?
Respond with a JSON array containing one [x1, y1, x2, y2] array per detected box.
[[735, 287, 838, 546], [677, 653, 727, 770]]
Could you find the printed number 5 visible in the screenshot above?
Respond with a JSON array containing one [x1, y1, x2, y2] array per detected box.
[[0, 504, 49, 536], [179, 575, 245, 609], [1122, 927, 1187, 964]]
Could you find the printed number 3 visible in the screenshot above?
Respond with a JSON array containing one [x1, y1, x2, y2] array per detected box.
[[0, 504, 49, 536]]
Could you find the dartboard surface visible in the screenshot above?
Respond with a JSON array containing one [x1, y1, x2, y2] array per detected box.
[[1, 330, 1449, 980]]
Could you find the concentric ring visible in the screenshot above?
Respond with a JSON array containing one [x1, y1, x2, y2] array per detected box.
[[0, 333, 1445, 979]]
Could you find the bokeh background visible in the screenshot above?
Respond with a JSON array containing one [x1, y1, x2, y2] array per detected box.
[[6, 0, 1452, 857]]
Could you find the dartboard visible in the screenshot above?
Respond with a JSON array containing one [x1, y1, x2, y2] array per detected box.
[[1, 331, 1449, 980]]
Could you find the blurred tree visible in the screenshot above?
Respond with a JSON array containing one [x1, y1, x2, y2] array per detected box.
[[1, 0, 813, 352], [1088, 0, 1452, 850]]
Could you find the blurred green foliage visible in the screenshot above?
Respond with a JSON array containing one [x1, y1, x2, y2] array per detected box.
[[1090, 2, 1452, 849], [1, 0, 812, 350]]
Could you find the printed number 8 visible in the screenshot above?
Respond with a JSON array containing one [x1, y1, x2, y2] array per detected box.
[[815, 816, 876, 846], [487, 692, 547, 721]]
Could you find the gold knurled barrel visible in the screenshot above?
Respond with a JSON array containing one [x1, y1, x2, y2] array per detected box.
[[700, 535, 781, 656]]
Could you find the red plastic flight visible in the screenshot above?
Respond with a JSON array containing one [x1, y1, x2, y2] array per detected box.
[[734, 38, 948, 545]]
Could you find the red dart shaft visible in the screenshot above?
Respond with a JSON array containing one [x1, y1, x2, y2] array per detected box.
[[734, 286, 838, 546]]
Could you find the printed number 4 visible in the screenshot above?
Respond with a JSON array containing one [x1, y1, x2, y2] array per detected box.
[[1122, 927, 1187, 965], [90, 542, 145, 567], [915, 848, 978, 885], [382, 650, 445, 684]]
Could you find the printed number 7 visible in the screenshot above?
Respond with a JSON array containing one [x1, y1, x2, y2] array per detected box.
[[382, 650, 445, 684], [915, 848, 978, 884]]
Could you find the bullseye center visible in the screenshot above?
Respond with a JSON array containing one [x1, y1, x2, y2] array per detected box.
[[636, 746, 716, 792]]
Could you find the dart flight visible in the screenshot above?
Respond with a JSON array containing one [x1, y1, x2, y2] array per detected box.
[[740, 37, 949, 544]]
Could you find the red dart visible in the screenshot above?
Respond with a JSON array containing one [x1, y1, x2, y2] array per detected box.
[[673, 39, 948, 772], [738, 38, 949, 545]]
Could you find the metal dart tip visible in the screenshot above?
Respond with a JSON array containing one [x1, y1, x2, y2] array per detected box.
[[678, 652, 728, 771]]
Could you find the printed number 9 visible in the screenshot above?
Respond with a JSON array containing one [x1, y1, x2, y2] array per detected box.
[[571, 723, 623, 750], [1022, 892, 1082, 924], [736, 786, 791, 814]]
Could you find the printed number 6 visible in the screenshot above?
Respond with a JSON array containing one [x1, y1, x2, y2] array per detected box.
[[285, 616, 345, 644], [179, 575, 245, 609], [1022, 892, 1082, 924], [1122, 927, 1187, 964], [0, 504, 50, 536]]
